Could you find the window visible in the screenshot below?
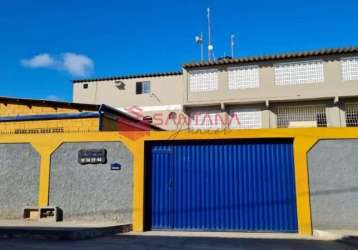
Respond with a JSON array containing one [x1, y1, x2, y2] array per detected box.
[[345, 103, 358, 127], [228, 65, 259, 89], [274, 60, 324, 86], [341, 57, 358, 81], [83, 83, 88, 89], [136, 81, 151, 94], [189, 108, 222, 130], [275, 104, 327, 128], [229, 107, 262, 129], [189, 69, 218, 92]]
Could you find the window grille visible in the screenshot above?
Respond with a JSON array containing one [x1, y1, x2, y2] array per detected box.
[[345, 103, 358, 127], [229, 107, 262, 129], [341, 57, 358, 81], [228, 65, 259, 89], [275, 104, 327, 128], [189, 69, 218, 92], [274, 60, 324, 86], [14, 127, 65, 134]]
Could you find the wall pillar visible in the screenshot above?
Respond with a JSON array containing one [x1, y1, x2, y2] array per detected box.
[[293, 137, 318, 236], [32, 141, 62, 207]]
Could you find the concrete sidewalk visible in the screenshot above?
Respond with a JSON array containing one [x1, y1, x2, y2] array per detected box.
[[314, 230, 358, 247], [1, 219, 358, 246], [1, 233, 356, 250], [128, 229, 358, 246], [0, 220, 131, 240]]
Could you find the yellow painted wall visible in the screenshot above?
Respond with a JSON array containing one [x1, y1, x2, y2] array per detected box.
[[101, 116, 118, 131], [0, 118, 99, 134], [0, 102, 87, 117], [1, 128, 358, 235]]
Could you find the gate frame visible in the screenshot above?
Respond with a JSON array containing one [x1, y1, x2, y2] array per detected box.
[[144, 138, 299, 232]]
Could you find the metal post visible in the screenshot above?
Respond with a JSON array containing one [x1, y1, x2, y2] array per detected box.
[[230, 34, 235, 58], [207, 8, 212, 61], [200, 32, 204, 61]]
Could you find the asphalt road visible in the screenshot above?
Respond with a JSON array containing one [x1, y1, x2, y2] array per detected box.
[[0, 235, 357, 250]]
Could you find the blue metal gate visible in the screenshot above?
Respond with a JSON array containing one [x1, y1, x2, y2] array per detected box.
[[147, 140, 298, 232]]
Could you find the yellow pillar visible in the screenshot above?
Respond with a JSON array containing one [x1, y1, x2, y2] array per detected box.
[[293, 137, 318, 235], [32, 141, 62, 207], [131, 139, 145, 232]]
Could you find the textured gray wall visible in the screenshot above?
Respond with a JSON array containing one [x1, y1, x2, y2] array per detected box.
[[49, 142, 133, 224], [0, 143, 40, 219], [308, 139, 358, 230]]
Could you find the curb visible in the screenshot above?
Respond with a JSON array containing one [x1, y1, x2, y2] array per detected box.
[[0, 224, 131, 240]]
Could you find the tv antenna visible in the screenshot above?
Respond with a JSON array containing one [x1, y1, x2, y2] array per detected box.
[[195, 32, 204, 61]]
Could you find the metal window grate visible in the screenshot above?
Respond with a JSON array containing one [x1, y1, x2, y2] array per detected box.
[[341, 57, 358, 81], [345, 103, 358, 127], [189, 69, 218, 92], [228, 65, 259, 89], [276, 104, 327, 128], [14, 127, 65, 134], [229, 107, 262, 129], [274, 60, 324, 86]]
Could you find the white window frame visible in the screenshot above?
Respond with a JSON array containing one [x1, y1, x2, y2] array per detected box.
[[189, 69, 218, 92], [341, 56, 358, 81], [228, 65, 260, 89], [228, 107, 262, 129], [274, 60, 324, 86]]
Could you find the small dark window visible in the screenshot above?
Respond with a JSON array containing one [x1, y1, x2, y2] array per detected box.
[[136, 81, 150, 94], [83, 83, 88, 89]]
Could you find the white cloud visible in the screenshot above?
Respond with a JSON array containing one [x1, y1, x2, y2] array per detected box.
[[21, 53, 55, 68], [21, 53, 94, 77], [63, 53, 94, 77]]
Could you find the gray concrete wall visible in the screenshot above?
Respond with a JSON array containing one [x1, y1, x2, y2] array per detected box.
[[49, 142, 133, 224], [308, 139, 358, 230], [0, 143, 40, 219]]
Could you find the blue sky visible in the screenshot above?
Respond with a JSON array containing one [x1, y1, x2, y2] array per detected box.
[[1, 0, 358, 101]]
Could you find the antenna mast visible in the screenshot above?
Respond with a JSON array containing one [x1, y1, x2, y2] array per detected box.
[[230, 34, 235, 58], [207, 8, 213, 61], [195, 32, 204, 61]]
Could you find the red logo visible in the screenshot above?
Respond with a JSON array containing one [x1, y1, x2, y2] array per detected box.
[[117, 106, 150, 140]]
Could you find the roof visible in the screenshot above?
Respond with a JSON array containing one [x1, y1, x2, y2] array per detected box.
[[0, 98, 163, 130], [72, 46, 358, 82], [0, 112, 99, 122], [99, 104, 163, 131], [0, 96, 99, 110], [73, 71, 182, 83], [182, 46, 358, 68]]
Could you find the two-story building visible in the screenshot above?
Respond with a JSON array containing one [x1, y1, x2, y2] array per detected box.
[[73, 46, 358, 130]]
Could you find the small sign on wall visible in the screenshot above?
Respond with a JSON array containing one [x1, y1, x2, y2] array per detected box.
[[111, 162, 122, 170], [78, 149, 107, 164]]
